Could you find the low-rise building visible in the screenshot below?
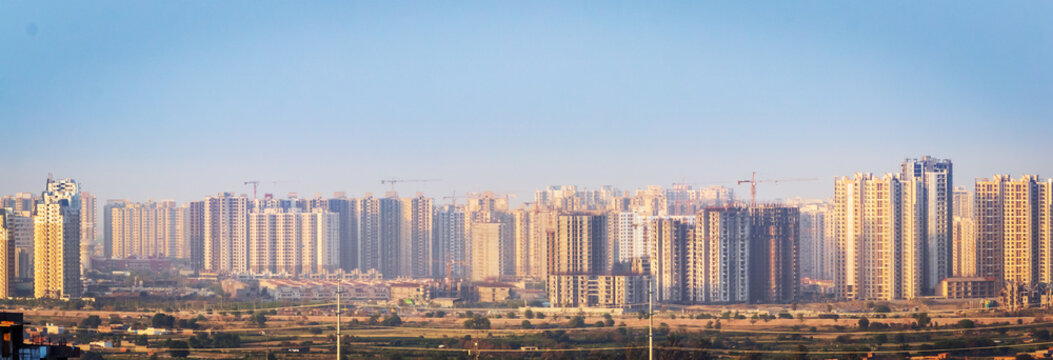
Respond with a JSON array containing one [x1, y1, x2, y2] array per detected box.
[[547, 274, 646, 309], [475, 283, 514, 303], [937, 277, 997, 299]]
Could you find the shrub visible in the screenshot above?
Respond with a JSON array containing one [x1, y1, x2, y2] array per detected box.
[[464, 316, 491, 330]]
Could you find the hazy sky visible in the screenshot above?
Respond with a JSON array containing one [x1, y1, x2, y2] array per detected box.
[[2, 2, 1051, 204]]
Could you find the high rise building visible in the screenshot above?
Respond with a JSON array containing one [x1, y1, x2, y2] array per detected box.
[[975, 175, 1052, 288], [649, 218, 692, 303], [512, 208, 531, 279], [698, 207, 751, 303], [318, 196, 358, 272], [470, 222, 508, 282], [834, 173, 925, 300], [102, 199, 127, 259], [359, 194, 401, 278], [79, 192, 95, 275], [528, 209, 556, 280], [110, 201, 185, 259], [0, 210, 14, 298], [248, 208, 339, 276], [434, 204, 466, 279], [186, 201, 205, 270], [951, 186, 975, 277], [203, 193, 249, 273], [400, 195, 433, 278], [1, 193, 37, 213], [34, 178, 82, 299], [547, 213, 608, 276], [4, 211, 33, 279], [953, 216, 977, 277], [748, 206, 800, 303], [901, 156, 954, 295], [953, 186, 973, 218], [799, 203, 834, 280], [546, 212, 646, 308]]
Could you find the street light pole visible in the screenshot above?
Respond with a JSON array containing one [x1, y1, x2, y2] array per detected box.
[[337, 280, 341, 360], [649, 276, 653, 360]]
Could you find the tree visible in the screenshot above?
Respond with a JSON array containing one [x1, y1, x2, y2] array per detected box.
[[80, 315, 102, 328], [380, 314, 403, 327], [213, 333, 241, 348], [168, 340, 190, 358], [251, 312, 268, 327], [568, 316, 586, 328], [603, 314, 615, 327], [464, 316, 491, 330], [858, 317, 870, 330], [524, 309, 535, 319], [521, 320, 533, 329], [957, 319, 975, 328], [911, 313, 931, 328], [151, 313, 175, 328]]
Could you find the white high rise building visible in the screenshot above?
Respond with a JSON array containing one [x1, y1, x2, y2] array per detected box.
[[434, 205, 466, 279], [400, 195, 433, 278], [204, 193, 248, 273], [79, 192, 96, 274], [248, 208, 339, 276]]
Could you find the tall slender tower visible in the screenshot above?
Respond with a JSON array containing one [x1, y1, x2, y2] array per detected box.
[[400, 194, 433, 278], [834, 174, 909, 300], [434, 204, 466, 278], [901, 156, 953, 295], [79, 192, 96, 275], [203, 193, 248, 273], [34, 178, 82, 299], [359, 194, 401, 278], [649, 218, 691, 303], [0, 209, 14, 298]]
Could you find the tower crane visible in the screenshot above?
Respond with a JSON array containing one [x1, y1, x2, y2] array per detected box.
[[244, 181, 260, 199], [380, 178, 439, 193], [736, 172, 817, 207]]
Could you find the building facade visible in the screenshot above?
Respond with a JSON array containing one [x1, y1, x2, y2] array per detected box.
[[203, 193, 249, 273], [34, 178, 82, 299]]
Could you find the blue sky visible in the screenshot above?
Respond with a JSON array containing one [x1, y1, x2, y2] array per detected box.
[[2, 1, 1051, 203]]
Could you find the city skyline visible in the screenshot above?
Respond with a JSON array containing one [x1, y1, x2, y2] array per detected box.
[[3, 2, 1052, 203]]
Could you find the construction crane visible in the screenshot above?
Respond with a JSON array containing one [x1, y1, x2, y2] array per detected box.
[[380, 178, 439, 192], [446, 259, 468, 281], [442, 190, 459, 206], [244, 181, 260, 199], [736, 172, 817, 207]]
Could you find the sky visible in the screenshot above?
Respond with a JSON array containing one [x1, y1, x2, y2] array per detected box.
[[2, 1, 1052, 204]]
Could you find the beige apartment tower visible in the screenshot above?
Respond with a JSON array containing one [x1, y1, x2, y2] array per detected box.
[[974, 175, 1052, 288], [0, 210, 14, 298], [34, 178, 82, 299], [834, 173, 926, 300]]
